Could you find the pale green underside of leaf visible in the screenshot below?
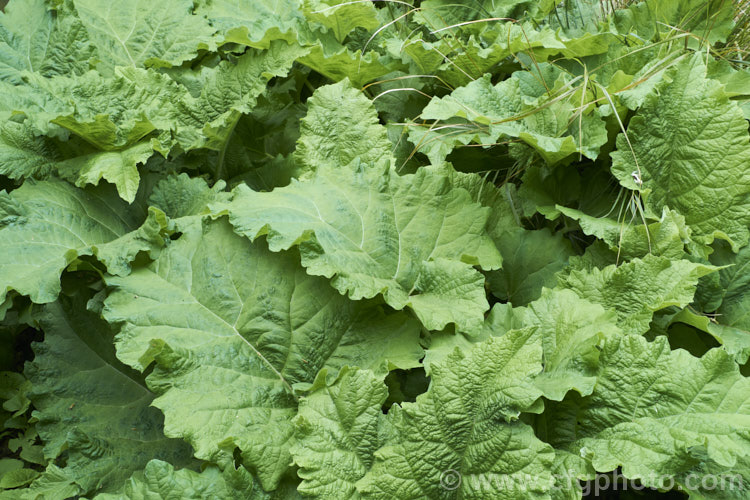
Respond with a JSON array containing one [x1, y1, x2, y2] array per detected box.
[[26, 295, 193, 495], [2, 40, 302, 201], [0, 179, 165, 304], [0, 119, 155, 203], [297, 42, 400, 88], [415, 0, 553, 31], [611, 54, 750, 251], [147, 173, 229, 221], [103, 217, 421, 490]]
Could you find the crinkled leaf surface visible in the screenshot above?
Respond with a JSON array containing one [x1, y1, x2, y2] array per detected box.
[[215, 82, 501, 331], [511, 289, 618, 401], [215, 162, 501, 332], [72, 0, 216, 71], [0, 121, 60, 179], [291, 367, 389, 498], [26, 295, 194, 494], [196, 0, 304, 48], [5, 41, 303, 200], [611, 54, 750, 250], [168, 41, 308, 153], [425, 289, 620, 401], [94, 460, 293, 500], [302, 0, 379, 43], [0, 179, 165, 304], [0, 0, 94, 83], [102, 217, 421, 490], [545, 334, 750, 493], [415, 74, 607, 165], [294, 79, 392, 174], [683, 242, 750, 363], [558, 254, 715, 334], [357, 328, 554, 499]]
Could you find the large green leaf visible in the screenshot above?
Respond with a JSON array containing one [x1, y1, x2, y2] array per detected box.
[[487, 228, 575, 306], [0, 0, 94, 83], [196, 0, 304, 48], [290, 367, 389, 498], [557, 205, 691, 260], [301, 0, 379, 43], [544, 334, 750, 495], [215, 162, 502, 332], [95, 460, 297, 500], [37, 69, 180, 150], [511, 289, 617, 401], [414, 74, 607, 165], [558, 254, 715, 334], [25, 295, 194, 495], [425, 288, 620, 401], [4, 41, 303, 200], [0, 118, 157, 204], [357, 328, 554, 499], [294, 79, 392, 174], [72, 0, 216, 72], [102, 216, 421, 490], [611, 54, 750, 250], [168, 41, 308, 154], [215, 82, 501, 332], [0, 179, 166, 304]]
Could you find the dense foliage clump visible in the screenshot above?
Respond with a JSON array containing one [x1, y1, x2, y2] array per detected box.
[[1, 0, 750, 498]]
